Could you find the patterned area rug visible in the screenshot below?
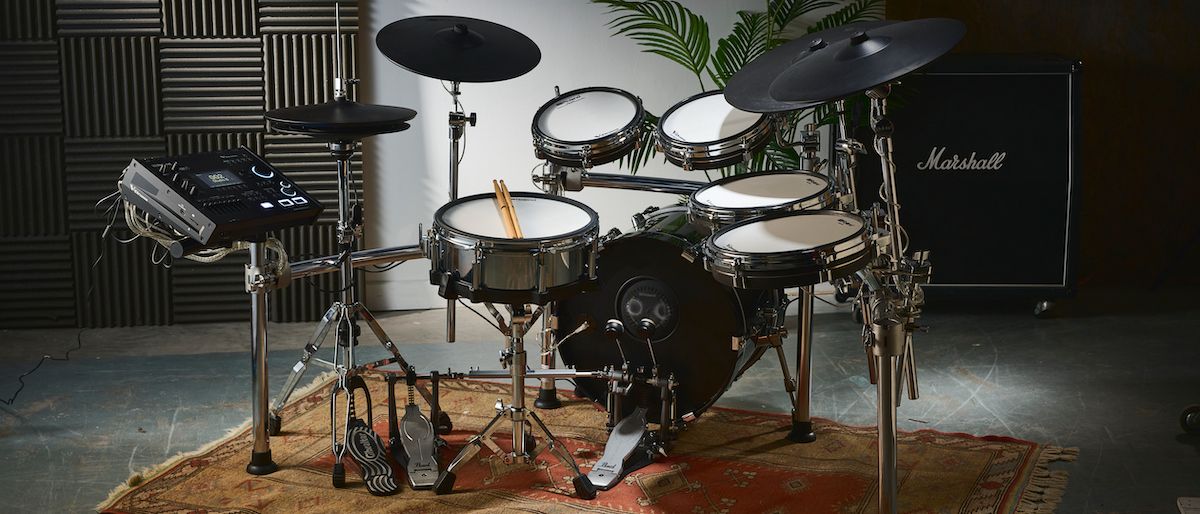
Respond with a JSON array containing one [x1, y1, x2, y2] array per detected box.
[[100, 377, 1076, 513]]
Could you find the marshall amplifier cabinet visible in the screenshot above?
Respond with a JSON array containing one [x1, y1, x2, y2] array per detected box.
[[845, 54, 1082, 299]]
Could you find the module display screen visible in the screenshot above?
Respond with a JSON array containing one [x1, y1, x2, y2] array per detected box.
[[193, 170, 243, 189]]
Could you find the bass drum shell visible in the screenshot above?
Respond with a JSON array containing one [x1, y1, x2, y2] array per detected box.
[[557, 207, 762, 423]]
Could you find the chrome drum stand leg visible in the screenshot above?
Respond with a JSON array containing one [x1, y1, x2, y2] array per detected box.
[[788, 286, 817, 443], [870, 318, 906, 514], [246, 239, 279, 475]]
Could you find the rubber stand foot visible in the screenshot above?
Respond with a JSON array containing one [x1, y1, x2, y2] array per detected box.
[[433, 471, 456, 495], [534, 388, 563, 409], [787, 421, 817, 443], [245, 450, 278, 475], [331, 462, 346, 488], [573, 475, 598, 500]]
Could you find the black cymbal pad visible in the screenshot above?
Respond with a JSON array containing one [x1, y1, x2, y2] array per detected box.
[[376, 15, 541, 83], [767, 18, 965, 104], [724, 20, 897, 113], [265, 99, 417, 141]]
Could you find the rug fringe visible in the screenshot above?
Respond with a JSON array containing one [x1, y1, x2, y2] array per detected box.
[[95, 371, 338, 512], [1014, 445, 1079, 514]]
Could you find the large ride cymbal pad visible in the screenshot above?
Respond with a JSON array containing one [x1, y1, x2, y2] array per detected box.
[[376, 16, 541, 83]]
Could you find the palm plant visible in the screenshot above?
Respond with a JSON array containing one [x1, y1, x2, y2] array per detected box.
[[592, 0, 885, 175]]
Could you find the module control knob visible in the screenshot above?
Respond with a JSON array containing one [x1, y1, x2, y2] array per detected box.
[[279, 181, 297, 197], [251, 165, 274, 179]]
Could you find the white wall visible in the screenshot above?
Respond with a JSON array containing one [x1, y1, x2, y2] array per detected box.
[[359, 0, 817, 310]]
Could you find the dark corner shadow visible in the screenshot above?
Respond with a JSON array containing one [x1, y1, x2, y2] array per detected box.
[[917, 285, 1200, 319]]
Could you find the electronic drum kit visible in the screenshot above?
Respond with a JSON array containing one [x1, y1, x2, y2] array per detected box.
[[248, 8, 965, 513]]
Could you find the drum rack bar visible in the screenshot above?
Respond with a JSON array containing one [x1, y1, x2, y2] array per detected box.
[[289, 244, 424, 281], [580, 172, 704, 195]]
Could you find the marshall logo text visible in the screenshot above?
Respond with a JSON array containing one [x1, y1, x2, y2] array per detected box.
[[916, 147, 1007, 171]]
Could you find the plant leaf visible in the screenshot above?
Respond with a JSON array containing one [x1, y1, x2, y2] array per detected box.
[[618, 113, 662, 174], [709, 10, 770, 89], [769, 0, 838, 35], [805, 0, 886, 34], [593, 0, 711, 79]]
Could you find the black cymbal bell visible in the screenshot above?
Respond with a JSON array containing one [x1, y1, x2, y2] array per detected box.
[[265, 99, 417, 142], [724, 20, 897, 113], [376, 15, 541, 83], [768, 18, 966, 104]]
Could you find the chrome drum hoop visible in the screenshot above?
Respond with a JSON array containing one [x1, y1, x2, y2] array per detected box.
[[655, 90, 775, 171], [428, 192, 600, 304], [531, 86, 645, 168], [686, 170, 836, 231], [703, 210, 874, 289]]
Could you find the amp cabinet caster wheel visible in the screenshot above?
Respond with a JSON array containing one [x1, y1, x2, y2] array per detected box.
[[1033, 300, 1055, 318], [268, 412, 282, 436], [1181, 405, 1200, 434]]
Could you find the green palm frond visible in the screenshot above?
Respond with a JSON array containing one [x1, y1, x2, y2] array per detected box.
[[592, 0, 712, 90], [709, 10, 770, 89], [768, 0, 838, 34], [805, 0, 886, 34], [618, 113, 662, 174]]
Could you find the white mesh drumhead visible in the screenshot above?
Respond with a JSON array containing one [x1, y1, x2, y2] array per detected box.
[[536, 89, 638, 142], [442, 195, 592, 239], [712, 212, 862, 253], [694, 173, 828, 208], [662, 93, 761, 143]]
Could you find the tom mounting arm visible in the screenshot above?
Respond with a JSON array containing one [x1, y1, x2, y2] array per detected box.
[[532, 162, 704, 195]]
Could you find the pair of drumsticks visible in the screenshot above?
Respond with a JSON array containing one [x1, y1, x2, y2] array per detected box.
[[492, 179, 524, 238]]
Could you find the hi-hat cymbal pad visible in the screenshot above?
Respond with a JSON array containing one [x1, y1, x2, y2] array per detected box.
[[376, 15, 541, 83], [265, 99, 417, 141]]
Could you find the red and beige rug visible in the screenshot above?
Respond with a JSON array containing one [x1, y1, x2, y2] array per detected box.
[[100, 377, 1076, 513]]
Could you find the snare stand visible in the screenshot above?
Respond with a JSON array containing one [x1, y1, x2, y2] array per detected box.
[[434, 303, 597, 499]]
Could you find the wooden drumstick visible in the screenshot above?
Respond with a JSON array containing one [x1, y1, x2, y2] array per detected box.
[[492, 180, 517, 238], [499, 180, 524, 238]]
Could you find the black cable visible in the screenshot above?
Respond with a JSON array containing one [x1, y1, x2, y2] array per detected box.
[[457, 300, 502, 332], [1, 330, 85, 406]]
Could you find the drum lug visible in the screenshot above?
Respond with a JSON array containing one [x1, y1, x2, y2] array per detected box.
[[536, 244, 548, 293], [472, 241, 485, 290], [581, 144, 592, 169]]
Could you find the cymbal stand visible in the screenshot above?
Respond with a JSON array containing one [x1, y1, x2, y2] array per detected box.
[[862, 83, 932, 514], [833, 99, 867, 212], [433, 303, 597, 500], [445, 81, 476, 343]]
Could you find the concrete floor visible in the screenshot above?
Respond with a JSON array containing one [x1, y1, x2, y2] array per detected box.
[[0, 288, 1198, 513]]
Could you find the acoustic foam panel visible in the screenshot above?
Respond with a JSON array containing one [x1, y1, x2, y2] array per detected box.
[[259, 0, 358, 34], [160, 37, 265, 132], [0, 137, 66, 236], [262, 33, 356, 112], [55, 0, 161, 36], [162, 0, 258, 38], [60, 36, 161, 137], [0, 41, 63, 135], [0, 236, 77, 328], [70, 232, 172, 327], [2, 0, 56, 40], [65, 137, 165, 231]]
